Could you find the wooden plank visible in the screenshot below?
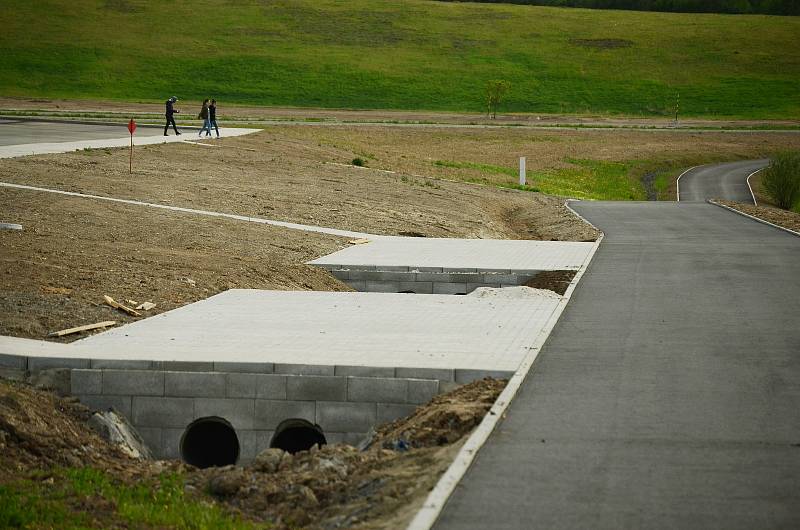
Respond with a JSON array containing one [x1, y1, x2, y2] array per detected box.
[[48, 320, 116, 337], [103, 295, 142, 317]]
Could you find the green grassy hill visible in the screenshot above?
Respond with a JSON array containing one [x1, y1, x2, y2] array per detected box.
[[2, 0, 799, 118]]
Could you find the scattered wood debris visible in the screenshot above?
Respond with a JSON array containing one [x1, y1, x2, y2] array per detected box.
[[349, 238, 371, 245], [136, 301, 156, 311], [103, 295, 141, 317], [48, 320, 116, 337]]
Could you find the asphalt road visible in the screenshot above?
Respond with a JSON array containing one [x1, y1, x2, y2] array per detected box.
[[0, 118, 171, 146], [678, 159, 768, 203], [435, 201, 800, 529]]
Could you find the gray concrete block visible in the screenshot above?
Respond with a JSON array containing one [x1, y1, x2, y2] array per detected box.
[[161, 428, 184, 460], [28, 357, 90, 371], [348, 377, 407, 403], [398, 281, 432, 294], [377, 403, 418, 424], [103, 370, 164, 396], [348, 270, 391, 281], [414, 272, 448, 282], [255, 374, 287, 400], [475, 268, 511, 275], [480, 273, 530, 285], [226, 373, 258, 398], [237, 429, 258, 463], [345, 280, 366, 291], [331, 270, 350, 280], [77, 395, 132, 418], [214, 362, 274, 374], [316, 401, 376, 433], [441, 267, 478, 273], [71, 369, 102, 395], [455, 369, 514, 384], [137, 427, 162, 455], [0, 353, 26, 370], [255, 400, 315, 430], [415, 266, 443, 272], [439, 381, 462, 395], [133, 396, 193, 428], [365, 281, 400, 292], [194, 398, 255, 430], [166, 372, 227, 398], [274, 364, 334, 376], [377, 265, 411, 272], [287, 375, 347, 401], [334, 365, 396, 378], [90, 359, 153, 370], [160, 361, 215, 372], [433, 282, 468, 295], [255, 430, 277, 452], [325, 432, 368, 446], [408, 379, 439, 404], [395, 367, 455, 382]]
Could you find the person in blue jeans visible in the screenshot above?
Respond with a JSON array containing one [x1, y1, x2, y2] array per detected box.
[[207, 99, 220, 137], [198, 99, 211, 137]]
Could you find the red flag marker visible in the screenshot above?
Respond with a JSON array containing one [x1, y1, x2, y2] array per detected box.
[[127, 119, 136, 174]]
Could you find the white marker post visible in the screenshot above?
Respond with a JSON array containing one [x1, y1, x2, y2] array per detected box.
[[519, 156, 526, 186]]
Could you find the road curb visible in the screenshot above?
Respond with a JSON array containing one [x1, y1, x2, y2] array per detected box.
[[708, 199, 800, 238], [405, 201, 604, 530]]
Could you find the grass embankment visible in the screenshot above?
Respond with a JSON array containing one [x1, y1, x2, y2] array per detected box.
[[2, 0, 799, 119]]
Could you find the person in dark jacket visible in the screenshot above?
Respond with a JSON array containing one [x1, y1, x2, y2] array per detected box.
[[164, 96, 181, 136], [198, 99, 211, 137], [207, 99, 220, 138]]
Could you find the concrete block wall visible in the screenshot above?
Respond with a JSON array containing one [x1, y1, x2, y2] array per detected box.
[[68, 368, 445, 462], [321, 265, 541, 294]]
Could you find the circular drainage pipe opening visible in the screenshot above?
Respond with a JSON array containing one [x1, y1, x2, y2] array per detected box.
[[181, 417, 240, 468], [270, 418, 327, 454]]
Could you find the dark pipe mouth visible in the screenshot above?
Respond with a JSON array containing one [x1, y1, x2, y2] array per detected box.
[[270, 418, 327, 454], [180, 416, 240, 468]]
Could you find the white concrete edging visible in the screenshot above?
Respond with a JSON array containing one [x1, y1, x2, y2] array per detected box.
[[745, 167, 764, 206], [675, 165, 698, 202], [406, 200, 604, 530], [708, 199, 800, 238]]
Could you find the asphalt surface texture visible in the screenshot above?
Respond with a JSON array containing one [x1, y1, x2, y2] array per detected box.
[[678, 159, 768, 203], [0, 118, 173, 146], [435, 201, 800, 529]]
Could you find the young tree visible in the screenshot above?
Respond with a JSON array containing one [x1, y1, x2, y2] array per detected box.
[[486, 80, 511, 119]]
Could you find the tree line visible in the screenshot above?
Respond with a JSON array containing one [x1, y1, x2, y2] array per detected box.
[[436, 0, 799, 15]]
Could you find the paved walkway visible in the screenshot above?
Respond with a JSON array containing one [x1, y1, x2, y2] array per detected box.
[[678, 159, 768, 203], [434, 201, 800, 529]]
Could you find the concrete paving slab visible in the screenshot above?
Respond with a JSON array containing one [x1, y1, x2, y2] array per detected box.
[[42, 289, 563, 373], [309, 237, 595, 271]]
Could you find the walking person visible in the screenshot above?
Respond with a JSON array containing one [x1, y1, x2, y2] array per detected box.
[[164, 96, 181, 136], [208, 99, 220, 138], [198, 99, 211, 137]]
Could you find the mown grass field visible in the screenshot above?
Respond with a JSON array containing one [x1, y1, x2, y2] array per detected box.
[[2, 0, 799, 119]]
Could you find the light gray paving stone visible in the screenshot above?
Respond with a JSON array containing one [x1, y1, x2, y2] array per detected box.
[[286, 375, 347, 401], [433, 282, 468, 295], [214, 362, 274, 374], [28, 357, 90, 371], [255, 400, 316, 430], [161, 428, 184, 460], [335, 365, 396, 378], [377, 403, 418, 424], [274, 364, 335, 376], [316, 402, 376, 432], [133, 396, 193, 428], [194, 398, 255, 430], [395, 367, 455, 382], [71, 369, 102, 395], [0, 354, 26, 370], [77, 395, 132, 417], [408, 379, 439, 404], [103, 370, 164, 396], [137, 427, 162, 455], [455, 369, 514, 384], [365, 281, 400, 292], [90, 359, 153, 370], [348, 377, 407, 403], [166, 372, 226, 398]]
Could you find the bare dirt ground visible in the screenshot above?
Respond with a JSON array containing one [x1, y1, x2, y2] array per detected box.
[[717, 200, 800, 233], [2, 96, 799, 129], [0, 376, 506, 529]]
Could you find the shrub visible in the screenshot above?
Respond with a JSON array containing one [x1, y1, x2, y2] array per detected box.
[[351, 157, 365, 167], [762, 152, 800, 211]]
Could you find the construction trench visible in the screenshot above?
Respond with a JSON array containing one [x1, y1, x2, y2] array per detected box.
[[0, 219, 597, 467]]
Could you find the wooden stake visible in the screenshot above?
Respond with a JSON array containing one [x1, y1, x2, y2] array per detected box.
[[48, 320, 117, 337]]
